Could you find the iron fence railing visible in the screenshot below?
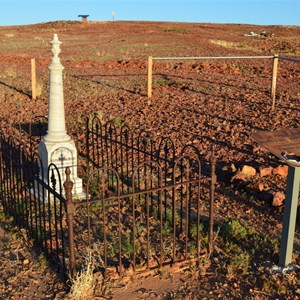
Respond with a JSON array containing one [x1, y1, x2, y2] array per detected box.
[[0, 132, 69, 278], [66, 153, 216, 276], [0, 118, 216, 280], [60, 116, 217, 276]]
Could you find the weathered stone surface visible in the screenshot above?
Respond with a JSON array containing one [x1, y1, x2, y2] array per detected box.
[[272, 165, 288, 178], [241, 165, 256, 178], [272, 191, 285, 207], [259, 166, 273, 177]]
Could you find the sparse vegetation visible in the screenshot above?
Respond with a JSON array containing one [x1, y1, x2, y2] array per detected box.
[[164, 28, 191, 34], [0, 20, 300, 300], [209, 39, 253, 51], [69, 251, 97, 300]]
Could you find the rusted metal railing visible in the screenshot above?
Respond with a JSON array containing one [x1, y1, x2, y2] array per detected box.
[[0, 119, 217, 280], [72, 156, 216, 276], [209, 146, 217, 256], [72, 117, 218, 277], [0, 133, 69, 278]]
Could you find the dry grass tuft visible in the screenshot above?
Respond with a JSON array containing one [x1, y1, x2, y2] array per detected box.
[[209, 39, 251, 50], [35, 81, 43, 97], [2, 67, 17, 78], [69, 251, 97, 300]]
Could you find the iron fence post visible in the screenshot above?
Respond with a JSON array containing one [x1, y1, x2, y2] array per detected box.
[[64, 167, 76, 278], [209, 146, 216, 256], [0, 137, 3, 189], [86, 116, 90, 171]]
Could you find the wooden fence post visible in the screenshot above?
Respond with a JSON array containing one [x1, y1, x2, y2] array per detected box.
[[271, 54, 279, 111], [31, 58, 37, 100], [147, 56, 153, 101]]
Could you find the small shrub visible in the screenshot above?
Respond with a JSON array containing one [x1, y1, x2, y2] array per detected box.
[[221, 218, 248, 240], [95, 111, 106, 124], [38, 253, 48, 268], [248, 232, 279, 259], [112, 116, 124, 127], [155, 79, 169, 86], [227, 252, 250, 277], [164, 28, 190, 34], [162, 221, 172, 236], [122, 234, 134, 257]]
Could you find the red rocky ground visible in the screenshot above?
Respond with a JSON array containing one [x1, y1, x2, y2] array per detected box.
[[0, 20, 300, 299]]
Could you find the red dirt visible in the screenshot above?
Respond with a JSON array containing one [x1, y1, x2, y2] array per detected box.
[[0, 20, 300, 299]]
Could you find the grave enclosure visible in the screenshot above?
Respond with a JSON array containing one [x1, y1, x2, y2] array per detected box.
[[0, 35, 217, 279], [0, 30, 300, 286]]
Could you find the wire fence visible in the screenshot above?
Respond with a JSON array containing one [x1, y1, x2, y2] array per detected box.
[[147, 54, 300, 111]]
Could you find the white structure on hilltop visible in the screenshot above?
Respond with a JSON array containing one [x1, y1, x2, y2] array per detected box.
[[38, 34, 84, 198]]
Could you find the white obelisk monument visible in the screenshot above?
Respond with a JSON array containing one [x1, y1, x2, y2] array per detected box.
[[38, 34, 83, 198]]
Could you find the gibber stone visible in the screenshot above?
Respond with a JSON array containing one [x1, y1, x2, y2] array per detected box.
[[38, 34, 84, 198]]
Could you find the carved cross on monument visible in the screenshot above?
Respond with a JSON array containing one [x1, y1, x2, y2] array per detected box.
[[38, 34, 84, 199], [58, 151, 66, 166]]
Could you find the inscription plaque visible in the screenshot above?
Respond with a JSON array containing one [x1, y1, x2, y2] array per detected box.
[[250, 127, 300, 167]]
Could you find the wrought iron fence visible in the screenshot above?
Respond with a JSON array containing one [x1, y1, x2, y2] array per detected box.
[[0, 132, 69, 278], [0, 117, 216, 280], [63, 116, 217, 276]]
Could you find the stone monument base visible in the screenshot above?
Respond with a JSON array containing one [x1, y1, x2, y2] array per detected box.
[[38, 139, 85, 199]]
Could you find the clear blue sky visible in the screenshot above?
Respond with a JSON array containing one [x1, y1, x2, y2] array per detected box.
[[0, 0, 299, 26]]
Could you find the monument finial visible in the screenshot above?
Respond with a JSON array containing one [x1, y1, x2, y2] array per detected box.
[[50, 34, 62, 62]]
